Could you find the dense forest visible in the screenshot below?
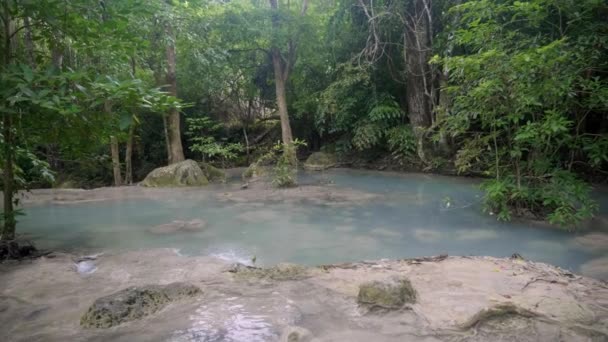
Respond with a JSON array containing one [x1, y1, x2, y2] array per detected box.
[[0, 0, 607, 240]]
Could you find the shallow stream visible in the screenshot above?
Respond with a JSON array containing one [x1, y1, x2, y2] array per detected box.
[[19, 169, 608, 275]]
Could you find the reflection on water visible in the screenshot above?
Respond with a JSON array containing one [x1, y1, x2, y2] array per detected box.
[[19, 169, 608, 273]]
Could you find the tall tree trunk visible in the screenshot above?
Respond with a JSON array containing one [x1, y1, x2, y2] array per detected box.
[[271, 48, 293, 145], [267, 0, 308, 147], [2, 113, 15, 241], [51, 41, 63, 69], [404, 0, 433, 162], [1, 7, 16, 241], [23, 17, 35, 68], [164, 11, 185, 165], [110, 135, 122, 186], [125, 124, 134, 185], [162, 115, 172, 163], [105, 101, 122, 186]]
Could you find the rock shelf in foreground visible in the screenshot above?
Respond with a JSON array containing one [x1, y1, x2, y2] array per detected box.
[[0, 250, 607, 341]]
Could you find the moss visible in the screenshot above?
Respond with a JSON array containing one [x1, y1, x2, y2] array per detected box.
[[198, 162, 226, 183], [303, 152, 337, 171], [242, 163, 256, 179], [357, 278, 416, 310], [80, 283, 202, 329], [233, 263, 311, 281], [141, 160, 209, 187], [459, 304, 538, 330], [54, 179, 80, 189]]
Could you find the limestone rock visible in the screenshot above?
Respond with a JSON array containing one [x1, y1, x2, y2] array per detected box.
[[141, 160, 208, 187], [233, 263, 311, 281], [303, 152, 337, 171], [357, 277, 416, 310], [80, 282, 202, 328], [198, 162, 226, 183]]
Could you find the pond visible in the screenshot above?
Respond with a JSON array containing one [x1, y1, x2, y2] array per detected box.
[[18, 169, 608, 276]]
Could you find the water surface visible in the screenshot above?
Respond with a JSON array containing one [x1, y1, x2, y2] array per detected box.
[[19, 169, 607, 274]]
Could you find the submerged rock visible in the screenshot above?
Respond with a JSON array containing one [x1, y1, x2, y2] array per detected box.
[[303, 152, 337, 171], [280, 326, 315, 342], [574, 232, 608, 252], [580, 256, 608, 280], [80, 282, 201, 328], [146, 219, 207, 235], [357, 277, 416, 310], [141, 160, 208, 187]]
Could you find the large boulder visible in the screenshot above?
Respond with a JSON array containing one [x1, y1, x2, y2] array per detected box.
[[141, 160, 208, 187], [303, 152, 337, 171], [80, 282, 202, 328]]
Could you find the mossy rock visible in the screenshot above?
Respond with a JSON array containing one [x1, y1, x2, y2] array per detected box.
[[233, 263, 311, 281], [141, 160, 208, 187], [198, 162, 226, 183], [303, 152, 337, 171], [80, 282, 202, 328], [242, 163, 271, 180], [357, 278, 416, 310], [54, 179, 80, 189]]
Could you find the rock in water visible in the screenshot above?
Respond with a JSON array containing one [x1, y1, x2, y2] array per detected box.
[[280, 326, 315, 342], [140, 160, 208, 187], [80, 282, 202, 328], [147, 219, 207, 235], [303, 152, 337, 171], [357, 277, 416, 310]]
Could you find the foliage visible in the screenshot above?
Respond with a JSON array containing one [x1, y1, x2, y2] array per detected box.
[[317, 63, 405, 153], [437, 0, 608, 228], [386, 125, 417, 162], [186, 117, 244, 167], [1, 0, 607, 236]]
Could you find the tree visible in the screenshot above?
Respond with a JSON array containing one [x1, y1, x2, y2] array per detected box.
[[268, 0, 310, 147], [163, 0, 186, 164]]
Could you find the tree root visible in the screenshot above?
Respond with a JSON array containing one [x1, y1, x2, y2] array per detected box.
[[459, 303, 538, 330], [0, 239, 39, 261]]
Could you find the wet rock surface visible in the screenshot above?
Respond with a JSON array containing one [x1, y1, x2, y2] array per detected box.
[[1, 249, 607, 341], [303, 152, 337, 171], [81, 282, 202, 328], [141, 160, 209, 187]]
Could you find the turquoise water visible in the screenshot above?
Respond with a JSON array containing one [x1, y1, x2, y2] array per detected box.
[[19, 169, 607, 273]]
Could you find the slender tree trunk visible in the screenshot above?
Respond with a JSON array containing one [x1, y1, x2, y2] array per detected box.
[[23, 17, 35, 68], [165, 14, 185, 164], [51, 41, 63, 69], [162, 115, 172, 163], [110, 135, 122, 186], [271, 49, 293, 145], [1, 8, 16, 241], [125, 124, 134, 185], [105, 101, 122, 186], [404, 0, 433, 162], [243, 126, 250, 164], [2, 113, 15, 241]]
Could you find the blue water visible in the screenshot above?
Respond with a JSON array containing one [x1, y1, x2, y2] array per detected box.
[[19, 169, 608, 274]]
